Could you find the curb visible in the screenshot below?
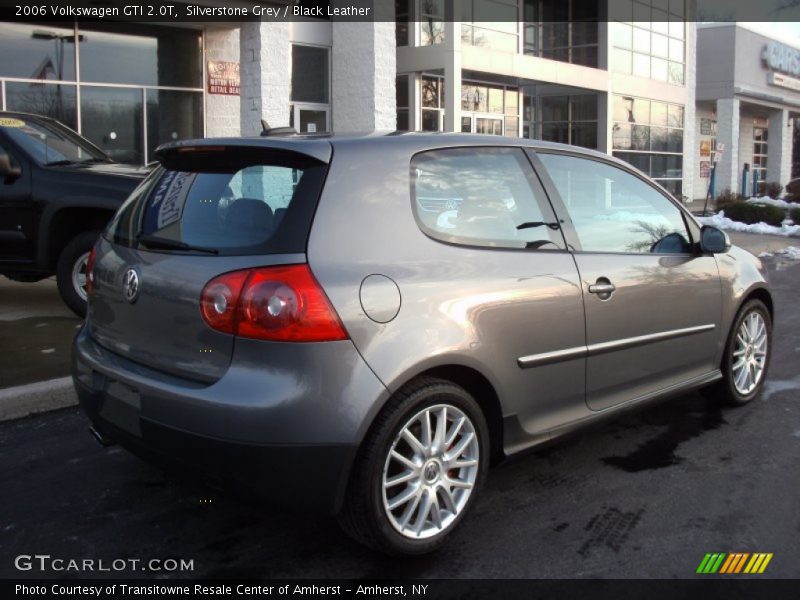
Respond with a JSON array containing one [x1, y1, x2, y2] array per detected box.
[[0, 377, 77, 422]]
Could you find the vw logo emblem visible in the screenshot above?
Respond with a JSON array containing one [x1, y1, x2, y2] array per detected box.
[[423, 461, 440, 483], [122, 268, 140, 303]]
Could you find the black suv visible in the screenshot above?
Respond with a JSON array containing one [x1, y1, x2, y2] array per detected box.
[[0, 112, 148, 316]]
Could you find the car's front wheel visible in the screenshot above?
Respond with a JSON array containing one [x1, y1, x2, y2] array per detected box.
[[338, 377, 489, 555], [56, 231, 101, 318], [706, 299, 772, 406]]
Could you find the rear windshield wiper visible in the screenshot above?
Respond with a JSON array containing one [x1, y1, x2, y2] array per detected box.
[[136, 233, 219, 255], [516, 221, 561, 231]]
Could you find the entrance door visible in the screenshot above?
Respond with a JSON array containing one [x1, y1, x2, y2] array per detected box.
[[461, 113, 503, 135], [292, 105, 329, 134]]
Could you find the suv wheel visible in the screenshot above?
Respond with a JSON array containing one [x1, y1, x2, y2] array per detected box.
[[56, 231, 100, 318], [705, 299, 772, 406], [338, 377, 489, 555]]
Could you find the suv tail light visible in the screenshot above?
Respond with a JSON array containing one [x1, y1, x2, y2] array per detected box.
[[200, 264, 348, 342], [86, 246, 97, 297]]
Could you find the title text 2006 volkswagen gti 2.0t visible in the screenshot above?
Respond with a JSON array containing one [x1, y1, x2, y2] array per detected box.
[[73, 132, 772, 555]]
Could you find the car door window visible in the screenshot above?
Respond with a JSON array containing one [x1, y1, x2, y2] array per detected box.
[[538, 153, 691, 254], [411, 147, 564, 250]]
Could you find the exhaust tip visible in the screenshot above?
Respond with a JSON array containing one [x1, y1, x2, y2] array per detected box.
[[89, 426, 115, 447]]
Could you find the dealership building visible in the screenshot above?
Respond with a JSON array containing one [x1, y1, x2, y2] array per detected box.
[[1, 1, 798, 200]]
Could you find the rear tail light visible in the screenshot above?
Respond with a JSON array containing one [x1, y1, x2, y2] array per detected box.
[[86, 246, 97, 297], [200, 264, 348, 342]]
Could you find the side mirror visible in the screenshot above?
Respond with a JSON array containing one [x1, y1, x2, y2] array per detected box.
[[700, 225, 731, 254], [0, 153, 21, 183]]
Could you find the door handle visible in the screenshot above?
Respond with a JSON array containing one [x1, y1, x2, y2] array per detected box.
[[588, 279, 615, 300]]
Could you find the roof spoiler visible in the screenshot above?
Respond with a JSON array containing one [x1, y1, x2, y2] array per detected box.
[[261, 119, 297, 137]]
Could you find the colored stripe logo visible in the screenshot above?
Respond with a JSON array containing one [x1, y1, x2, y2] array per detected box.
[[696, 553, 773, 574]]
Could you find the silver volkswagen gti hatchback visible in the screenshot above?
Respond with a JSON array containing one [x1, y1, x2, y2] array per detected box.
[[73, 133, 772, 555]]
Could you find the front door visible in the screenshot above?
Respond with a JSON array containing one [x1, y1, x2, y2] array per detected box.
[[535, 152, 722, 411], [0, 135, 34, 262]]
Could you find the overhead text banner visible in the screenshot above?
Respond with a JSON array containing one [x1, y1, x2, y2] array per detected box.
[[2, 0, 800, 23]]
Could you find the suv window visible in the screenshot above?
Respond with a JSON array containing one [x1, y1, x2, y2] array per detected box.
[[411, 147, 564, 250], [106, 149, 327, 255], [538, 153, 691, 254], [1, 117, 107, 165]]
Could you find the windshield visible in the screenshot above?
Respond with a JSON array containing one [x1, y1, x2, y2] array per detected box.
[[0, 116, 109, 165]]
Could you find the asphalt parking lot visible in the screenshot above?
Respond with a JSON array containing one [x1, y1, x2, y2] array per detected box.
[[1, 257, 799, 580], [0, 277, 79, 389]]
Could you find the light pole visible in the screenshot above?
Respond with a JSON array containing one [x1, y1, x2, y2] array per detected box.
[[30, 29, 86, 123]]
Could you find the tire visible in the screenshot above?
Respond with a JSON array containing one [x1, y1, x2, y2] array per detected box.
[[704, 299, 772, 406], [338, 376, 490, 555], [56, 230, 101, 318]]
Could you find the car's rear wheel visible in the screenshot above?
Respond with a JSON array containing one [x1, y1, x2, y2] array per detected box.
[[338, 377, 489, 555], [56, 231, 100, 318], [706, 299, 772, 406]]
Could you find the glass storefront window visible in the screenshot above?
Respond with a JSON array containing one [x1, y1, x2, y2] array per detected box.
[[611, 22, 633, 49], [633, 53, 651, 78], [5, 82, 77, 129], [612, 94, 684, 196], [291, 45, 329, 104], [420, 0, 445, 46], [0, 23, 77, 81], [422, 109, 441, 131], [651, 101, 668, 127], [542, 96, 568, 122], [396, 0, 409, 46], [397, 110, 410, 131], [488, 87, 504, 114], [505, 90, 518, 117], [77, 23, 201, 87], [461, 85, 487, 112], [462, 24, 518, 54], [525, 0, 599, 67], [528, 93, 598, 149], [396, 75, 409, 109], [1, 22, 203, 166], [504, 116, 519, 137], [396, 74, 409, 130], [422, 76, 441, 108], [146, 89, 202, 159], [80, 86, 143, 164], [611, 1, 685, 85]]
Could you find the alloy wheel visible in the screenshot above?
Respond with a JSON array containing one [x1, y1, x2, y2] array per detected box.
[[381, 404, 480, 540], [71, 251, 90, 302], [732, 311, 768, 395]]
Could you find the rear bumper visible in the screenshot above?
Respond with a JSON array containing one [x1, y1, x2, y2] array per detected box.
[[72, 326, 390, 514]]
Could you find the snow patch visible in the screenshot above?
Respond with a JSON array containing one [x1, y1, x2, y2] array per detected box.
[[759, 247, 800, 259], [745, 196, 799, 210], [697, 211, 800, 237]]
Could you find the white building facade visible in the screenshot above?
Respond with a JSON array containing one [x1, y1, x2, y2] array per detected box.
[[694, 23, 799, 200]]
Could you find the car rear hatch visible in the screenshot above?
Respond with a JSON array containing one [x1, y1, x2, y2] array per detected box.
[[87, 139, 332, 383]]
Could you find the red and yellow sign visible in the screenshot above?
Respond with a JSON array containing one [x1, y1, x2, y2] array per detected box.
[[207, 61, 240, 96]]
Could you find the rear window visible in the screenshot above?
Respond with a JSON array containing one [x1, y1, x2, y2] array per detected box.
[[106, 149, 327, 255]]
